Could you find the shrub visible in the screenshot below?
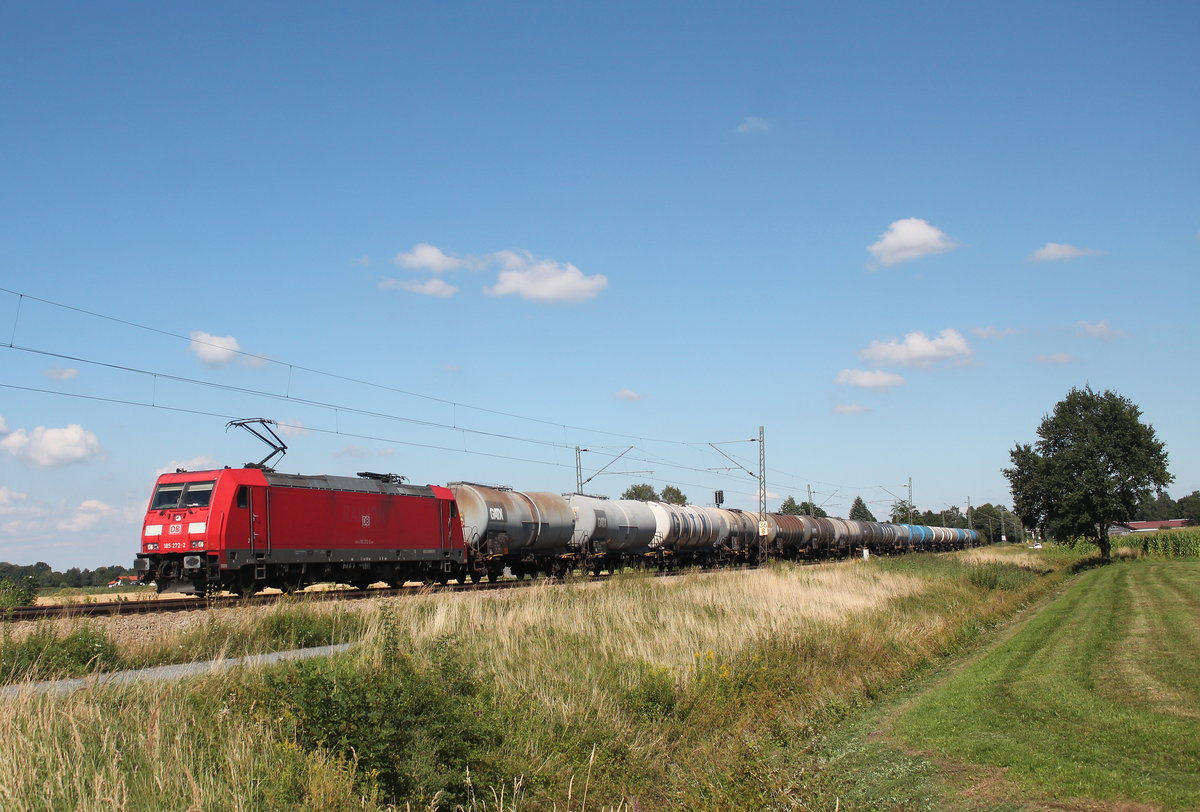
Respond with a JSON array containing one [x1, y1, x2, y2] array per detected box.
[[241, 638, 502, 805], [0, 577, 38, 609]]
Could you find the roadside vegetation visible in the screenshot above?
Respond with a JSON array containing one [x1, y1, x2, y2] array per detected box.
[[0, 547, 1090, 810]]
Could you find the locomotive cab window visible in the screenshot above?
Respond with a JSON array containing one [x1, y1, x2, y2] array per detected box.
[[236, 485, 249, 509], [184, 482, 215, 507], [150, 480, 216, 509], [150, 484, 184, 510]]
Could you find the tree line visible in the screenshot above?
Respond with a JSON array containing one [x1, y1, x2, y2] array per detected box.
[[0, 561, 136, 589]]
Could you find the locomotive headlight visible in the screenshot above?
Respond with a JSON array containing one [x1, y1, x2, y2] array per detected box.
[[190, 540, 205, 549], [146, 543, 159, 550]]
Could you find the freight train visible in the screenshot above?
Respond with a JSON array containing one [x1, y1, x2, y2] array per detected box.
[[135, 464, 982, 595]]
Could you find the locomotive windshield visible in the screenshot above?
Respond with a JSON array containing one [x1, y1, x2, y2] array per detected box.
[[150, 480, 216, 509]]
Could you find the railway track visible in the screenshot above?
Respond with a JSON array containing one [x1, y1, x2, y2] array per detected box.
[[6, 568, 702, 623]]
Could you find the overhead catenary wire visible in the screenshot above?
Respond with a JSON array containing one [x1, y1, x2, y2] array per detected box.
[[0, 286, 938, 507], [0, 286, 745, 447], [1, 340, 778, 490]]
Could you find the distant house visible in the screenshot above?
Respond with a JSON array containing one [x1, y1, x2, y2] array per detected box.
[[1108, 519, 1193, 536], [107, 575, 141, 588]]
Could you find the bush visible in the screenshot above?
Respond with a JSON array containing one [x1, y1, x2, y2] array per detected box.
[[241, 638, 502, 805], [0, 577, 38, 609]]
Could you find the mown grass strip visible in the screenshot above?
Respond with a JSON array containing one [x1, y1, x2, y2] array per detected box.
[[894, 560, 1200, 809]]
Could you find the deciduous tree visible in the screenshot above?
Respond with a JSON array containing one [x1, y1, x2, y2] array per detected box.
[[660, 485, 687, 505], [621, 483, 659, 502], [1003, 386, 1171, 559], [797, 501, 828, 518]]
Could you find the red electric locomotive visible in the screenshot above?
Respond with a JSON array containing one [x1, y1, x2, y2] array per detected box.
[[135, 465, 467, 595]]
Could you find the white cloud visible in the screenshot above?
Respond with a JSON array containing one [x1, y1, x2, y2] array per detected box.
[[1, 423, 102, 468], [736, 116, 770, 134], [378, 448, 394, 457], [756, 486, 782, 502], [867, 218, 959, 269], [834, 404, 870, 414], [485, 250, 608, 303], [56, 499, 118, 533], [1035, 353, 1076, 364], [357, 255, 372, 267], [275, 419, 309, 437], [835, 369, 906, 390], [860, 329, 971, 367], [380, 277, 459, 298], [0, 416, 7, 434], [43, 367, 80, 381], [0, 485, 28, 512], [189, 331, 243, 366], [1028, 243, 1103, 262], [1076, 320, 1124, 341], [155, 455, 219, 476], [393, 243, 472, 273], [972, 326, 1017, 339], [335, 445, 370, 458], [615, 389, 644, 401]]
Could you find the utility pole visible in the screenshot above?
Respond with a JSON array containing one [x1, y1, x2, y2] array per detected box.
[[757, 425, 767, 562], [907, 476, 913, 524], [575, 446, 588, 494], [967, 496, 972, 529], [806, 484, 814, 516]]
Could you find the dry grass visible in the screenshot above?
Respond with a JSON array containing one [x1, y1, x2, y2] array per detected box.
[[955, 546, 1048, 570], [0, 681, 376, 812], [0, 555, 1074, 811]]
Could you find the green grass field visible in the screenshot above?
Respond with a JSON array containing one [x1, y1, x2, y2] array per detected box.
[[894, 559, 1200, 809]]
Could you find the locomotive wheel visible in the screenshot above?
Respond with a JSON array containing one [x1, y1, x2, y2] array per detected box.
[[237, 571, 257, 599]]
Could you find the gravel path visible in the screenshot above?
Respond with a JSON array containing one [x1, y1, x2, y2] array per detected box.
[[1, 642, 357, 698]]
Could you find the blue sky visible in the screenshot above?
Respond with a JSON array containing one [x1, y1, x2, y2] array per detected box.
[[1, 1, 1196, 568]]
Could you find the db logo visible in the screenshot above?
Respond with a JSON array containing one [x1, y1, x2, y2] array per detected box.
[[169, 524, 183, 535], [361, 515, 371, 527]]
